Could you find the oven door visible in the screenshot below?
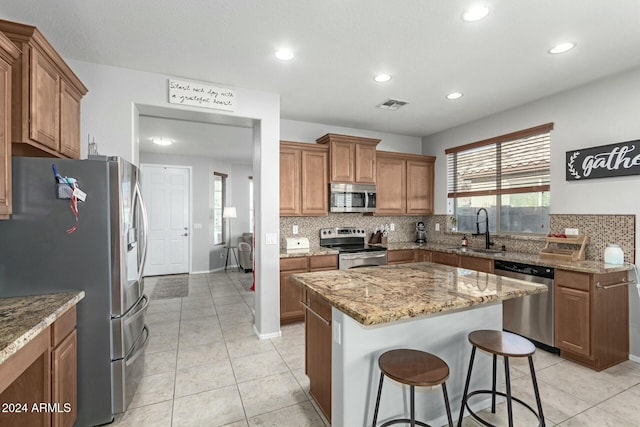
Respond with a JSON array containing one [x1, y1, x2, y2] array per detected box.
[[339, 251, 387, 270]]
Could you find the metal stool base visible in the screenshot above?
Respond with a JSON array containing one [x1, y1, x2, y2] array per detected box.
[[380, 419, 431, 427], [463, 390, 544, 427]]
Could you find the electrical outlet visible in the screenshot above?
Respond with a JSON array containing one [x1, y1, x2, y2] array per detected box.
[[293, 225, 299, 234], [435, 223, 440, 232], [390, 223, 395, 231], [219, 252, 225, 259]]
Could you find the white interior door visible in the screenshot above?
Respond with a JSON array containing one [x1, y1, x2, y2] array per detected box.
[[141, 164, 190, 276]]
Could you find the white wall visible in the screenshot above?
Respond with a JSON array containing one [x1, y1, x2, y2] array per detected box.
[[422, 66, 640, 358], [69, 60, 281, 338], [281, 119, 422, 153]]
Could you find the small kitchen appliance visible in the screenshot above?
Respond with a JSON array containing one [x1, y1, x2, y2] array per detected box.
[[329, 183, 377, 213], [415, 221, 426, 243], [320, 227, 387, 269]]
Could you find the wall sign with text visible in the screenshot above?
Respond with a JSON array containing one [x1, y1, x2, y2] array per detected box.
[[168, 79, 235, 111], [566, 140, 640, 181]]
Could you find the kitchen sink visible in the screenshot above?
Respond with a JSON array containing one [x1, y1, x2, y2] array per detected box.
[[458, 248, 504, 256]]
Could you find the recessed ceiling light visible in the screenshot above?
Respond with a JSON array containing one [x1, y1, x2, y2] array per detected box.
[[152, 137, 172, 146], [548, 42, 576, 54], [275, 49, 294, 60], [446, 92, 463, 100], [374, 74, 392, 83], [462, 5, 489, 22]]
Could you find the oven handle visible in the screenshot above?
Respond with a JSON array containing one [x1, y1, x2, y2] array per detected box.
[[340, 252, 387, 260]]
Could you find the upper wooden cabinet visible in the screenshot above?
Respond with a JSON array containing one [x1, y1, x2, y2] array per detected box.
[[0, 19, 88, 159], [280, 141, 328, 216], [316, 133, 380, 184], [0, 32, 19, 220], [376, 151, 435, 215]]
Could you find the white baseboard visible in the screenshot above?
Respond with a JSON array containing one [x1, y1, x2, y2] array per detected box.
[[629, 354, 640, 364], [253, 324, 281, 340]]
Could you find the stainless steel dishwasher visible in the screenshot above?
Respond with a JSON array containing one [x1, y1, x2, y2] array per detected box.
[[495, 260, 558, 352]]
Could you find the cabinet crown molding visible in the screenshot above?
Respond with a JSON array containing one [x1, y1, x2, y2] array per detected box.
[[316, 133, 380, 146]]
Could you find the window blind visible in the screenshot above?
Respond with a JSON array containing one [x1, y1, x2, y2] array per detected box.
[[446, 123, 553, 198]]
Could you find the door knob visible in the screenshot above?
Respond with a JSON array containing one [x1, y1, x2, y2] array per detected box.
[[182, 233, 188, 237]]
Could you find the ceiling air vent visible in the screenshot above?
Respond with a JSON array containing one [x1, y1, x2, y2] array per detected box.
[[376, 99, 408, 111]]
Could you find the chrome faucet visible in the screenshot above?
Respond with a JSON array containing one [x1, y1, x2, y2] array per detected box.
[[473, 208, 494, 249]]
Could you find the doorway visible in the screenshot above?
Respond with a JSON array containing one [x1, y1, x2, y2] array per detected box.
[[141, 164, 191, 276]]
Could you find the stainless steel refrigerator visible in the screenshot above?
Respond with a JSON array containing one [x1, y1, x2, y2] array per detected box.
[[0, 156, 149, 426]]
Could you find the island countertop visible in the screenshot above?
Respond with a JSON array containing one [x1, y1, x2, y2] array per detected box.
[[0, 291, 85, 365], [291, 262, 547, 326]]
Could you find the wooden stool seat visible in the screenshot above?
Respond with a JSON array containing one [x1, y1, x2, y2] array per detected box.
[[468, 330, 535, 358], [379, 349, 450, 387], [372, 349, 453, 427], [458, 330, 545, 427]]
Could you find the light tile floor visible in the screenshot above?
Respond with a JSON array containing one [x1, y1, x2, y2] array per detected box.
[[113, 271, 640, 427]]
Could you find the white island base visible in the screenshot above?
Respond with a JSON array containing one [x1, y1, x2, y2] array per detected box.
[[331, 302, 503, 427]]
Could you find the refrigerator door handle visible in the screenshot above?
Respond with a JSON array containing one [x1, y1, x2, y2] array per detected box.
[[134, 181, 149, 285]]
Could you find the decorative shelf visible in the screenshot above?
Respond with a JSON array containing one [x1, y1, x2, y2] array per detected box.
[[539, 235, 589, 261]]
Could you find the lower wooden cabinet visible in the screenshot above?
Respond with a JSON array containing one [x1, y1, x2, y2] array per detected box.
[[459, 255, 494, 273], [387, 249, 415, 265], [0, 306, 78, 427], [554, 269, 629, 370], [432, 251, 458, 267], [415, 249, 432, 262], [280, 255, 338, 324], [304, 292, 332, 422]]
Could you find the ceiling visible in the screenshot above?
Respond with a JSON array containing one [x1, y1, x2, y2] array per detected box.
[[3, 0, 640, 156]]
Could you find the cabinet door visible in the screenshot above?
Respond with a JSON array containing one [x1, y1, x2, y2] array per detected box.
[[305, 293, 332, 422], [309, 254, 338, 271], [301, 149, 328, 215], [59, 80, 82, 159], [0, 56, 11, 219], [406, 159, 434, 215], [52, 330, 77, 427], [30, 48, 60, 151], [459, 255, 493, 273], [280, 269, 307, 324], [280, 147, 301, 215], [555, 286, 590, 356], [387, 249, 415, 265], [415, 250, 432, 262], [355, 143, 376, 184], [432, 251, 458, 267], [376, 155, 406, 215], [330, 140, 355, 182]]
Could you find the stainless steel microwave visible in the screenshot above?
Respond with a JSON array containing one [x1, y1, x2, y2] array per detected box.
[[329, 183, 376, 213]]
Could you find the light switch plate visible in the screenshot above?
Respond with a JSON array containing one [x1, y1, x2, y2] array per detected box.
[[293, 225, 299, 234], [435, 223, 440, 232], [265, 233, 278, 245]]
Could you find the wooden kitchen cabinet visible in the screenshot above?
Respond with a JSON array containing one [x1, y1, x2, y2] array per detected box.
[[387, 249, 415, 265], [304, 291, 332, 422], [280, 255, 338, 324], [0, 32, 19, 220], [375, 154, 406, 215], [554, 269, 629, 370], [415, 249, 432, 262], [280, 141, 328, 216], [316, 133, 380, 184], [459, 255, 494, 273], [375, 151, 435, 215], [432, 251, 459, 267], [0, 19, 88, 159], [0, 305, 78, 427]]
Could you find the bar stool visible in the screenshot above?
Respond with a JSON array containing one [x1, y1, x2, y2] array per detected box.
[[372, 349, 453, 427], [457, 330, 545, 427]]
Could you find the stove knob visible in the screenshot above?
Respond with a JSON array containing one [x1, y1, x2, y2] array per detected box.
[[351, 229, 356, 233], [327, 230, 332, 234]]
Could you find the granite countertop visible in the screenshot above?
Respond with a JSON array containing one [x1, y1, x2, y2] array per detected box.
[[0, 291, 85, 365], [384, 242, 633, 274], [291, 262, 547, 326], [280, 246, 339, 258]]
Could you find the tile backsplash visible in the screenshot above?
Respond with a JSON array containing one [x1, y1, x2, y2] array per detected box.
[[280, 214, 427, 247], [425, 214, 636, 263], [279, 213, 635, 262]]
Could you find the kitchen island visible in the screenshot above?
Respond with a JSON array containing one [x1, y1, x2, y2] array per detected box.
[[291, 262, 547, 427]]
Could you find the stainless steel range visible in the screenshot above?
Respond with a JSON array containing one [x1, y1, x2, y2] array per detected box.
[[320, 227, 387, 269]]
